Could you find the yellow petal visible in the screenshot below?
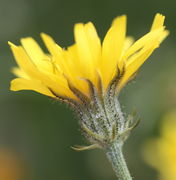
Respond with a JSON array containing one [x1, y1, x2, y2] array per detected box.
[[84, 22, 101, 65], [20, 37, 47, 62], [10, 78, 55, 97], [101, 15, 126, 87], [40, 33, 62, 57], [40, 33, 63, 67], [41, 33, 87, 93], [123, 28, 165, 61], [12, 67, 29, 79], [20, 37, 53, 73], [122, 36, 134, 55], [119, 43, 158, 89], [74, 22, 100, 81], [41, 33, 79, 81], [151, 13, 165, 31], [9, 42, 73, 98], [127, 31, 168, 66], [8, 42, 41, 79]]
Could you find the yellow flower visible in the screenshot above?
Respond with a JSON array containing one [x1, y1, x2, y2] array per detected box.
[[9, 13, 168, 100], [143, 111, 176, 180], [0, 148, 25, 180]]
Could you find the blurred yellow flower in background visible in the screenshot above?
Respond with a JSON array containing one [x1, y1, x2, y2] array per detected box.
[[9, 13, 168, 100], [0, 148, 25, 180], [143, 111, 176, 180]]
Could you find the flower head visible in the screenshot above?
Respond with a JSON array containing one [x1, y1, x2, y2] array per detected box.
[[143, 111, 176, 180], [9, 13, 168, 101], [9, 14, 168, 149]]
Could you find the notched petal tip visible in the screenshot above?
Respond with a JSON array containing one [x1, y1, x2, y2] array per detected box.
[[151, 13, 166, 31], [155, 13, 165, 21]]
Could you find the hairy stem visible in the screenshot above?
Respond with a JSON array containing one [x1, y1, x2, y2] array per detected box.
[[106, 142, 132, 180]]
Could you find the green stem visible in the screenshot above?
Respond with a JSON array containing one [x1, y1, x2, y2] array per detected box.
[[106, 142, 132, 180]]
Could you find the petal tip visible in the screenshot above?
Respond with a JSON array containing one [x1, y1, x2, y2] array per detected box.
[[151, 13, 166, 31], [112, 14, 127, 26], [20, 37, 36, 45], [8, 41, 16, 48], [155, 13, 165, 19], [10, 79, 17, 91], [40, 32, 48, 39], [74, 23, 84, 30], [40, 32, 53, 42]]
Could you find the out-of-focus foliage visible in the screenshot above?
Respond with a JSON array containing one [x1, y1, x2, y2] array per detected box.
[[143, 110, 176, 180], [0, 0, 176, 180]]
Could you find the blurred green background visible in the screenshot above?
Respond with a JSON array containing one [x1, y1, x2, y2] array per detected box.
[[0, 0, 176, 179]]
